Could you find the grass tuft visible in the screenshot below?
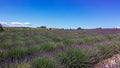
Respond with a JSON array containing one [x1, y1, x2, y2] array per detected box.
[[2, 62, 31, 68], [56, 42, 64, 48], [14, 41, 25, 45], [25, 40, 35, 45], [27, 45, 41, 54], [0, 50, 7, 61], [63, 39, 76, 44], [41, 42, 56, 51], [57, 47, 90, 68], [9, 47, 27, 59], [0, 41, 12, 48], [52, 37, 61, 42], [32, 56, 55, 68]]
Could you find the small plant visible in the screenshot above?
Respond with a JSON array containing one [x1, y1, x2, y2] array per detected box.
[[41, 42, 56, 51], [15, 37, 24, 40], [56, 48, 90, 68], [2, 62, 31, 68], [4, 35, 12, 39], [0, 41, 12, 48], [27, 45, 41, 54], [63, 39, 76, 44], [86, 47, 101, 64], [105, 34, 113, 39], [25, 40, 35, 45], [32, 56, 55, 68], [96, 43, 117, 59], [14, 41, 25, 45], [77, 39, 86, 44], [77, 36, 104, 44], [9, 47, 27, 59], [94, 36, 105, 41], [56, 42, 64, 47], [52, 37, 61, 42], [83, 37, 94, 43], [0, 50, 7, 61]]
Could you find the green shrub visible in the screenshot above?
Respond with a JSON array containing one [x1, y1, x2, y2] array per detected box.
[[105, 34, 113, 39], [96, 43, 118, 59], [113, 41, 120, 51], [0, 41, 12, 48], [86, 47, 101, 64], [0, 50, 7, 61], [94, 36, 105, 41], [63, 39, 76, 44], [76, 37, 93, 44], [77, 36, 105, 44], [14, 41, 25, 45], [77, 39, 86, 44], [2, 62, 31, 68], [32, 56, 55, 68], [15, 37, 24, 40], [52, 37, 61, 42], [83, 37, 95, 43], [9, 47, 27, 59], [56, 42, 64, 47], [57, 48, 90, 68], [25, 40, 35, 45], [27, 45, 41, 54], [41, 42, 56, 51], [4, 35, 12, 39], [86, 41, 120, 65]]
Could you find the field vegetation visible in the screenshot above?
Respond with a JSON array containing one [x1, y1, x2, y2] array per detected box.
[[0, 27, 120, 68]]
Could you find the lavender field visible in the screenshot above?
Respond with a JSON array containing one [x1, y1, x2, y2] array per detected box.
[[1, 27, 120, 68]]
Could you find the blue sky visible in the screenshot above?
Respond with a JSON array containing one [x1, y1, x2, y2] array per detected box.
[[0, 0, 120, 28]]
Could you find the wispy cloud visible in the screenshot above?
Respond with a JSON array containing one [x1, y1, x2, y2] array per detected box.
[[0, 21, 30, 27]]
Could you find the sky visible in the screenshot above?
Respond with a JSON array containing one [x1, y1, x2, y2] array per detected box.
[[0, 0, 120, 28]]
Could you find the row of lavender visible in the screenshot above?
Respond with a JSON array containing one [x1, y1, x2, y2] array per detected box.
[[0, 28, 120, 68]]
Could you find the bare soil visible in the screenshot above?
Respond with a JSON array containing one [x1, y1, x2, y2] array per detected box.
[[94, 54, 120, 68]]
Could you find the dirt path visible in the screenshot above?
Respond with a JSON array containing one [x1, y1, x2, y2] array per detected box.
[[94, 54, 120, 68]]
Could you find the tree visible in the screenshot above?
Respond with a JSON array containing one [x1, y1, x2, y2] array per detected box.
[[40, 26, 47, 28], [37, 26, 47, 29], [96, 27, 102, 29], [0, 24, 4, 31], [77, 27, 82, 30], [49, 28, 52, 30]]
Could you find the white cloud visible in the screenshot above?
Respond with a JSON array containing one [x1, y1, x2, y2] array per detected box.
[[0, 22, 9, 27], [114, 26, 120, 29], [10, 22, 30, 27], [23, 22, 30, 25], [0, 21, 30, 27], [11, 22, 23, 26], [0, 22, 7, 24]]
